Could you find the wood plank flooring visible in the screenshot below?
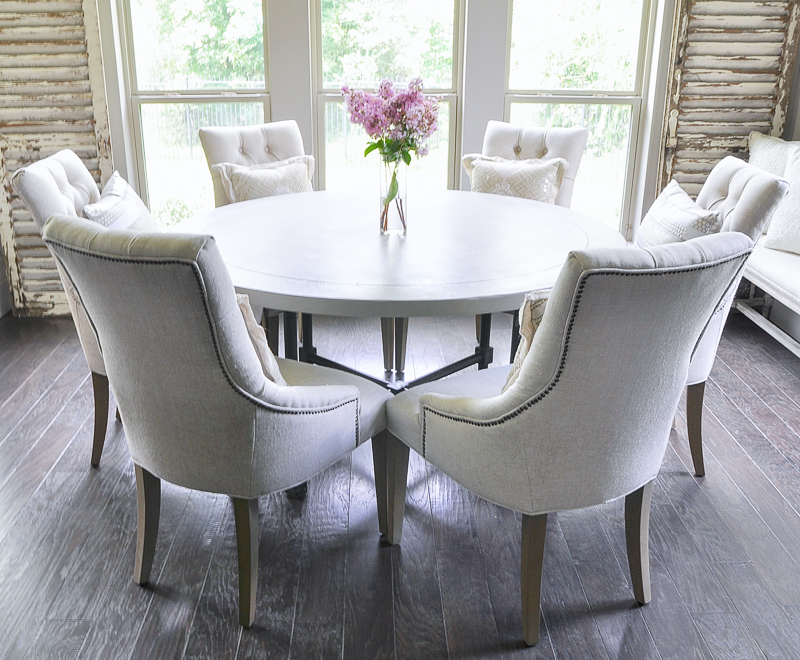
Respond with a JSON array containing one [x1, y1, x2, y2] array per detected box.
[[1, 311, 799, 659]]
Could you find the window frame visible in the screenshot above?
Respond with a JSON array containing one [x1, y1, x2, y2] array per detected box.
[[117, 0, 272, 207], [311, 0, 466, 190], [504, 0, 657, 235]]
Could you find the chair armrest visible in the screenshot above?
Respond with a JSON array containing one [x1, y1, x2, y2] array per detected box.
[[262, 383, 360, 412]]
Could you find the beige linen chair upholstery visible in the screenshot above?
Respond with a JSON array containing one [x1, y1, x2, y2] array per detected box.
[[682, 156, 788, 476], [42, 214, 392, 627], [479, 119, 589, 208], [199, 120, 309, 356], [376, 232, 753, 647], [198, 120, 307, 208], [11, 149, 111, 466]]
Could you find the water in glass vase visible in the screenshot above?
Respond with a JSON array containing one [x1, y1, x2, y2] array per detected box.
[[380, 161, 407, 236]]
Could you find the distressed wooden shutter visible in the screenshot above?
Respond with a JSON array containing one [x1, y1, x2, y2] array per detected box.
[[658, 0, 800, 196], [0, 0, 112, 316]]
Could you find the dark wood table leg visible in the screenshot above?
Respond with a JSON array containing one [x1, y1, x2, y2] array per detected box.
[[282, 311, 307, 499], [476, 313, 494, 370]]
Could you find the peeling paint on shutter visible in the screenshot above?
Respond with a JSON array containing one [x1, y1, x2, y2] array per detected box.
[[658, 0, 800, 196], [0, 0, 112, 316]]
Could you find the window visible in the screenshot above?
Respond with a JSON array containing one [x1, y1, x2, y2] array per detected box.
[[315, 0, 462, 193], [507, 0, 653, 231], [122, 0, 269, 225]]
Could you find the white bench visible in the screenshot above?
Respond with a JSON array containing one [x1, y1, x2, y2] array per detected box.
[[735, 244, 800, 358]]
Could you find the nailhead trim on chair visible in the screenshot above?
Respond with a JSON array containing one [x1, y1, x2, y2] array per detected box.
[[420, 255, 748, 457], [45, 240, 361, 443]]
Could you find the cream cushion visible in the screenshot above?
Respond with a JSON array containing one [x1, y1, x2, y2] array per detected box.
[[749, 131, 798, 180], [503, 289, 550, 392], [211, 156, 314, 204], [635, 180, 721, 248], [761, 149, 800, 255], [235, 294, 286, 386], [82, 171, 160, 232], [462, 155, 567, 204]]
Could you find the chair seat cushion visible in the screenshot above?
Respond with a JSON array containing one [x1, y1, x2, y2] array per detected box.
[[635, 180, 721, 248], [462, 154, 568, 203], [212, 155, 314, 204], [387, 365, 512, 454], [276, 359, 392, 442], [82, 171, 159, 232]]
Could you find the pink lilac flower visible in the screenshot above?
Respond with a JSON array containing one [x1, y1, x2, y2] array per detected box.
[[342, 79, 441, 162]]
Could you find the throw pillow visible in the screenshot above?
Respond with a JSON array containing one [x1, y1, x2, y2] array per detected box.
[[749, 131, 800, 178], [82, 171, 160, 232], [462, 154, 568, 203], [761, 148, 800, 255], [502, 289, 551, 393], [635, 180, 721, 248], [212, 155, 314, 204], [235, 294, 286, 386]]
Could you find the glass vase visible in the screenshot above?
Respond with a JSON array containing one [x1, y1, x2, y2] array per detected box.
[[379, 160, 407, 236]]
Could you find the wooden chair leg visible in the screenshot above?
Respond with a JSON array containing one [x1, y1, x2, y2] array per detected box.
[[380, 318, 394, 372], [90, 372, 109, 467], [625, 480, 654, 605], [232, 497, 259, 627], [686, 381, 706, 477], [521, 513, 548, 646], [134, 464, 161, 585], [372, 430, 409, 545]]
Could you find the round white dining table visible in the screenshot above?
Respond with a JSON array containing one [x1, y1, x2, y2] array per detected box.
[[178, 189, 626, 319]]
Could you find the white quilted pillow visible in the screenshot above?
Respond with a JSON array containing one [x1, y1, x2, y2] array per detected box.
[[235, 294, 286, 386], [212, 155, 314, 204], [462, 154, 568, 203], [82, 171, 159, 232], [635, 180, 721, 248], [761, 148, 800, 255]]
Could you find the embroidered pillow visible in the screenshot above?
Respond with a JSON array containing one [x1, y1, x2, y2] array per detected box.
[[236, 294, 286, 386], [748, 131, 799, 178], [761, 148, 800, 256], [82, 171, 160, 232], [635, 180, 721, 248], [462, 154, 568, 204], [212, 155, 314, 204], [502, 289, 551, 393]]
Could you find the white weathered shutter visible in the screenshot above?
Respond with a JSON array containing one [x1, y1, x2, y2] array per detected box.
[[658, 0, 800, 196], [0, 0, 112, 316]]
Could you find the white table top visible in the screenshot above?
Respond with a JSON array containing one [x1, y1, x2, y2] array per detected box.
[[177, 190, 626, 318]]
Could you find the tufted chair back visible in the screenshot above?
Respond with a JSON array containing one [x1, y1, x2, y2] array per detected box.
[[199, 120, 307, 207], [481, 120, 589, 208], [687, 157, 787, 386], [11, 150, 105, 378], [11, 149, 100, 230]]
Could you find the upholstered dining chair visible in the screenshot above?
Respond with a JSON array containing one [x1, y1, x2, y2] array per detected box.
[[12, 150, 110, 466], [42, 213, 393, 627], [199, 120, 310, 356], [375, 232, 753, 646], [459, 120, 590, 361], [666, 157, 787, 476], [469, 119, 589, 208]]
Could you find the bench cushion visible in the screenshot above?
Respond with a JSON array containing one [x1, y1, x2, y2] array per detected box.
[[744, 244, 800, 316]]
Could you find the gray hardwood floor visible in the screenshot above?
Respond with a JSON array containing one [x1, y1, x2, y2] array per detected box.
[[1, 311, 799, 659]]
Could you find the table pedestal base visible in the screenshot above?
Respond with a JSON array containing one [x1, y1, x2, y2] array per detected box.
[[296, 313, 494, 393]]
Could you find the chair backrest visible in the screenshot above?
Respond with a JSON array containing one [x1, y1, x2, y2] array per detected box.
[[481, 120, 589, 208], [493, 233, 753, 513], [695, 155, 788, 240], [11, 150, 105, 374], [43, 214, 280, 495], [11, 149, 100, 231], [199, 120, 307, 207], [686, 156, 788, 384]]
